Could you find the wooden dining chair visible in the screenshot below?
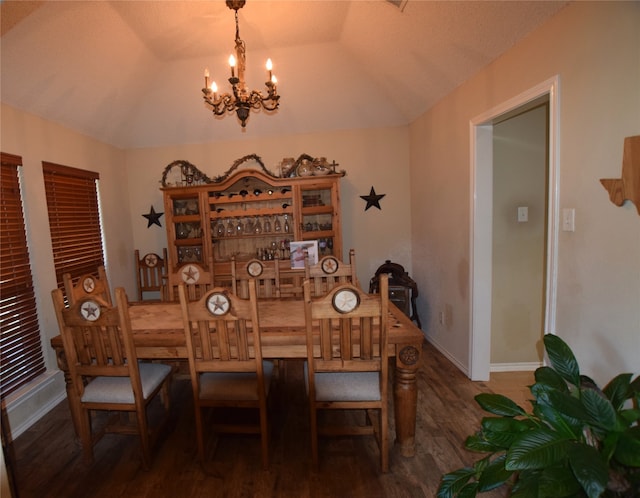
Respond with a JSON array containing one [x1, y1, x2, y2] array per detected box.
[[178, 280, 274, 468], [51, 286, 172, 469], [231, 257, 281, 299], [304, 248, 358, 297], [303, 274, 389, 472], [63, 265, 113, 305], [165, 256, 215, 302], [135, 248, 168, 301]]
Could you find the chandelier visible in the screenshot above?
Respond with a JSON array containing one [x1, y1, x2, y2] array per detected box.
[[202, 0, 280, 128]]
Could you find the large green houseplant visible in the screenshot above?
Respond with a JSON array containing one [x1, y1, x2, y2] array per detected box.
[[437, 334, 640, 498]]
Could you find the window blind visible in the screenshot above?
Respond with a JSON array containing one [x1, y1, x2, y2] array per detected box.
[[1, 153, 46, 398], [42, 162, 105, 291]]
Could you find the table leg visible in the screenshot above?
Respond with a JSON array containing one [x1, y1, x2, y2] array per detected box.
[[53, 345, 81, 437], [394, 343, 421, 457]]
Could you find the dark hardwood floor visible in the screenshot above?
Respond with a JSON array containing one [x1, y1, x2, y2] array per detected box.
[[8, 342, 528, 497]]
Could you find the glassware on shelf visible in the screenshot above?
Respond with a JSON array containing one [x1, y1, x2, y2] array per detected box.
[[216, 219, 225, 237], [254, 216, 263, 234], [176, 223, 189, 239], [236, 218, 244, 236], [274, 216, 282, 232], [319, 238, 327, 254], [226, 218, 235, 236], [264, 216, 272, 233], [243, 217, 253, 235], [283, 214, 290, 233]]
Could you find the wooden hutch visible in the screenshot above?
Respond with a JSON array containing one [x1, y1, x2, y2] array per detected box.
[[161, 156, 345, 289]]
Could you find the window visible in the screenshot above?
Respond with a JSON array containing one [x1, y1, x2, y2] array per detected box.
[[42, 162, 105, 291], [1, 153, 46, 398]]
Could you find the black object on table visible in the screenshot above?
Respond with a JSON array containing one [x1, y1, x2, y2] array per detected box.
[[369, 260, 421, 329]]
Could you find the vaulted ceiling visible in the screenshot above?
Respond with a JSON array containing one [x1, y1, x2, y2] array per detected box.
[[1, 0, 568, 149]]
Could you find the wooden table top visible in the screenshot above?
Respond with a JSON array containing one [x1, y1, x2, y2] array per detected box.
[[51, 298, 424, 360]]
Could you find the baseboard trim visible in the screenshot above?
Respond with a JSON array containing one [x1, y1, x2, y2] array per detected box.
[[5, 371, 66, 439], [490, 362, 541, 372], [425, 336, 470, 377]]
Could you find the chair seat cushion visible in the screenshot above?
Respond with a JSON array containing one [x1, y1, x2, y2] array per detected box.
[[304, 362, 381, 402], [81, 362, 172, 404], [199, 360, 274, 401]]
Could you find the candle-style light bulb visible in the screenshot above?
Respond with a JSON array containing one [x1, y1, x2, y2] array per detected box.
[[211, 81, 218, 96], [271, 75, 277, 85], [266, 58, 273, 79], [229, 54, 236, 78], [204, 68, 210, 87]]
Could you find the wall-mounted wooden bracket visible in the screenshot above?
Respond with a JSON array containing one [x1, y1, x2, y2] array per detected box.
[[600, 135, 640, 215]]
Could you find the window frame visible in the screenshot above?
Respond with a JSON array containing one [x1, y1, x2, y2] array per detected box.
[[42, 161, 105, 292], [1, 153, 46, 399]]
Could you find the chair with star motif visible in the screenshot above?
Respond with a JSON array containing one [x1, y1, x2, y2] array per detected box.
[[63, 265, 113, 306], [231, 256, 281, 299], [178, 280, 274, 468], [165, 256, 215, 302], [303, 274, 390, 472], [135, 249, 168, 301], [51, 286, 172, 468], [304, 248, 358, 297]]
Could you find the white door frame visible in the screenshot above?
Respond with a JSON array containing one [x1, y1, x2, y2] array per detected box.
[[469, 76, 560, 381]]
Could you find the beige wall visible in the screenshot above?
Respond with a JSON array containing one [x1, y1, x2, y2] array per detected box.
[[124, 127, 412, 288], [492, 105, 547, 365], [1, 103, 133, 434], [410, 1, 640, 384]]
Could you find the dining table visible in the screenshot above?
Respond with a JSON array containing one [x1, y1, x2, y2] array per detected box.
[[50, 297, 425, 457]]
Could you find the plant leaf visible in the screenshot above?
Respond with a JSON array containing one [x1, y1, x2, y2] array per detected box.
[[546, 389, 592, 424], [619, 408, 640, 426], [603, 373, 633, 410], [613, 427, 640, 467], [544, 334, 581, 387], [506, 428, 572, 470], [465, 433, 502, 453], [475, 393, 526, 417], [581, 387, 617, 431], [457, 482, 479, 498], [601, 430, 621, 463], [532, 401, 580, 438], [510, 469, 542, 497], [568, 443, 608, 498], [437, 467, 476, 498], [535, 366, 569, 392], [480, 417, 531, 449], [537, 463, 583, 497], [477, 454, 513, 492]]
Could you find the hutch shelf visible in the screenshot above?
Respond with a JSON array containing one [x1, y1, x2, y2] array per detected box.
[[162, 168, 344, 284]]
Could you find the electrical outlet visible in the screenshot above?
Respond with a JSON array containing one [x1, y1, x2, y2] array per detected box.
[[445, 303, 453, 329], [562, 208, 575, 232]]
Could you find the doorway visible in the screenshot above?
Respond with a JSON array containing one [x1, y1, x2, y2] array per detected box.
[[469, 76, 559, 381]]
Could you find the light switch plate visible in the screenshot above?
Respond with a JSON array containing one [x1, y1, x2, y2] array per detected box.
[[517, 206, 528, 223]]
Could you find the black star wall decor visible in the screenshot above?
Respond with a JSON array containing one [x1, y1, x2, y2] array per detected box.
[[360, 186, 386, 211], [143, 205, 164, 228]]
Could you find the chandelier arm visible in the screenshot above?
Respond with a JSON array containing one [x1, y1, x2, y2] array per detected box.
[[202, 0, 279, 127]]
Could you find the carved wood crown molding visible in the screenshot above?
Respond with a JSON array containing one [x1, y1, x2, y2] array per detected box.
[[161, 153, 345, 188]]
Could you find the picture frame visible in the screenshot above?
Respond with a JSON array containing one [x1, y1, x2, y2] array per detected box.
[[290, 240, 319, 269]]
